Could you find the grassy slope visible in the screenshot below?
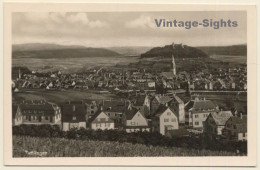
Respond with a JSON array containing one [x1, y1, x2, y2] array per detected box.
[[13, 89, 119, 103], [13, 135, 237, 157]]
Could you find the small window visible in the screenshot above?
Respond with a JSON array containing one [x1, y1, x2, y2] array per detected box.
[[171, 118, 176, 122], [195, 122, 199, 125], [45, 116, 48, 120], [233, 125, 236, 129], [195, 114, 199, 118], [164, 118, 169, 122], [167, 112, 171, 116]]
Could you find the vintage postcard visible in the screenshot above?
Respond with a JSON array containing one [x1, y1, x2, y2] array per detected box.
[[3, 2, 257, 166]]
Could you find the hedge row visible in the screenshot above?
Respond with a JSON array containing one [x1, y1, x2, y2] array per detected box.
[[12, 124, 247, 154]]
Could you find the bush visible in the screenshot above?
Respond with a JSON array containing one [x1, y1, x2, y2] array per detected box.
[[12, 124, 247, 154]]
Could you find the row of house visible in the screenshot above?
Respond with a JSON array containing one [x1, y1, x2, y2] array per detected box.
[[12, 96, 247, 141], [12, 97, 182, 136]]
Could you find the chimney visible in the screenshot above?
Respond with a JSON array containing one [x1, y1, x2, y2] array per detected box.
[[73, 105, 76, 112], [165, 102, 168, 107], [203, 97, 206, 100], [100, 106, 103, 111], [68, 100, 71, 104]]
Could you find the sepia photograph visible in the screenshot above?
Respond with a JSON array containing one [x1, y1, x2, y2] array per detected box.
[[3, 2, 257, 166]]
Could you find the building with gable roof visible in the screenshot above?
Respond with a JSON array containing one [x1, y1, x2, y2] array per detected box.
[[150, 95, 172, 115], [62, 103, 87, 131], [168, 95, 185, 124], [122, 103, 149, 133], [222, 114, 247, 141], [204, 110, 233, 139], [100, 100, 126, 127], [89, 110, 115, 130], [185, 97, 219, 129], [152, 105, 179, 135], [18, 100, 61, 125]]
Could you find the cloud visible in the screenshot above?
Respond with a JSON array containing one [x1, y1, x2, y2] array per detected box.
[[19, 12, 108, 29], [125, 15, 155, 29]]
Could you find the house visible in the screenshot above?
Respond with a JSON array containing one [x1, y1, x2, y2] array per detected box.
[[82, 99, 98, 120], [122, 104, 149, 133], [150, 95, 172, 115], [161, 72, 175, 80], [185, 97, 218, 130], [89, 110, 115, 130], [152, 105, 179, 135], [12, 105, 22, 126], [204, 111, 233, 139], [62, 104, 86, 131], [19, 100, 61, 125], [222, 114, 247, 141], [100, 100, 126, 127], [168, 95, 185, 124]]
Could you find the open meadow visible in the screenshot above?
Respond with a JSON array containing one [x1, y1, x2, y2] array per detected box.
[[210, 55, 246, 64], [13, 89, 119, 103], [13, 135, 238, 157], [13, 56, 139, 73]]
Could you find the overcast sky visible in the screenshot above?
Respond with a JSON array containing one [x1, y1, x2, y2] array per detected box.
[[12, 11, 246, 47]]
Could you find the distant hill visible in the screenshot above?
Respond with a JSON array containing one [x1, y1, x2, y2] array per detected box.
[[141, 43, 208, 58], [12, 43, 121, 59], [13, 43, 87, 51], [108, 46, 153, 56], [197, 44, 247, 56]]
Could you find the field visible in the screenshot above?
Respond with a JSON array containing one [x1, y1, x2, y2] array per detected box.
[[13, 89, 119, 103], [13, 135, 238, 157], [13, 56, 139, 73], [210, 55, 246, 64]]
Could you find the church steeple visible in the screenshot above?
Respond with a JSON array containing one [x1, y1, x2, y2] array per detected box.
[[172, 43, 176, 76]]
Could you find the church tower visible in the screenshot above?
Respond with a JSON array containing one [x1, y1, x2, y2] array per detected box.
[[172, 43, 176, 76]]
